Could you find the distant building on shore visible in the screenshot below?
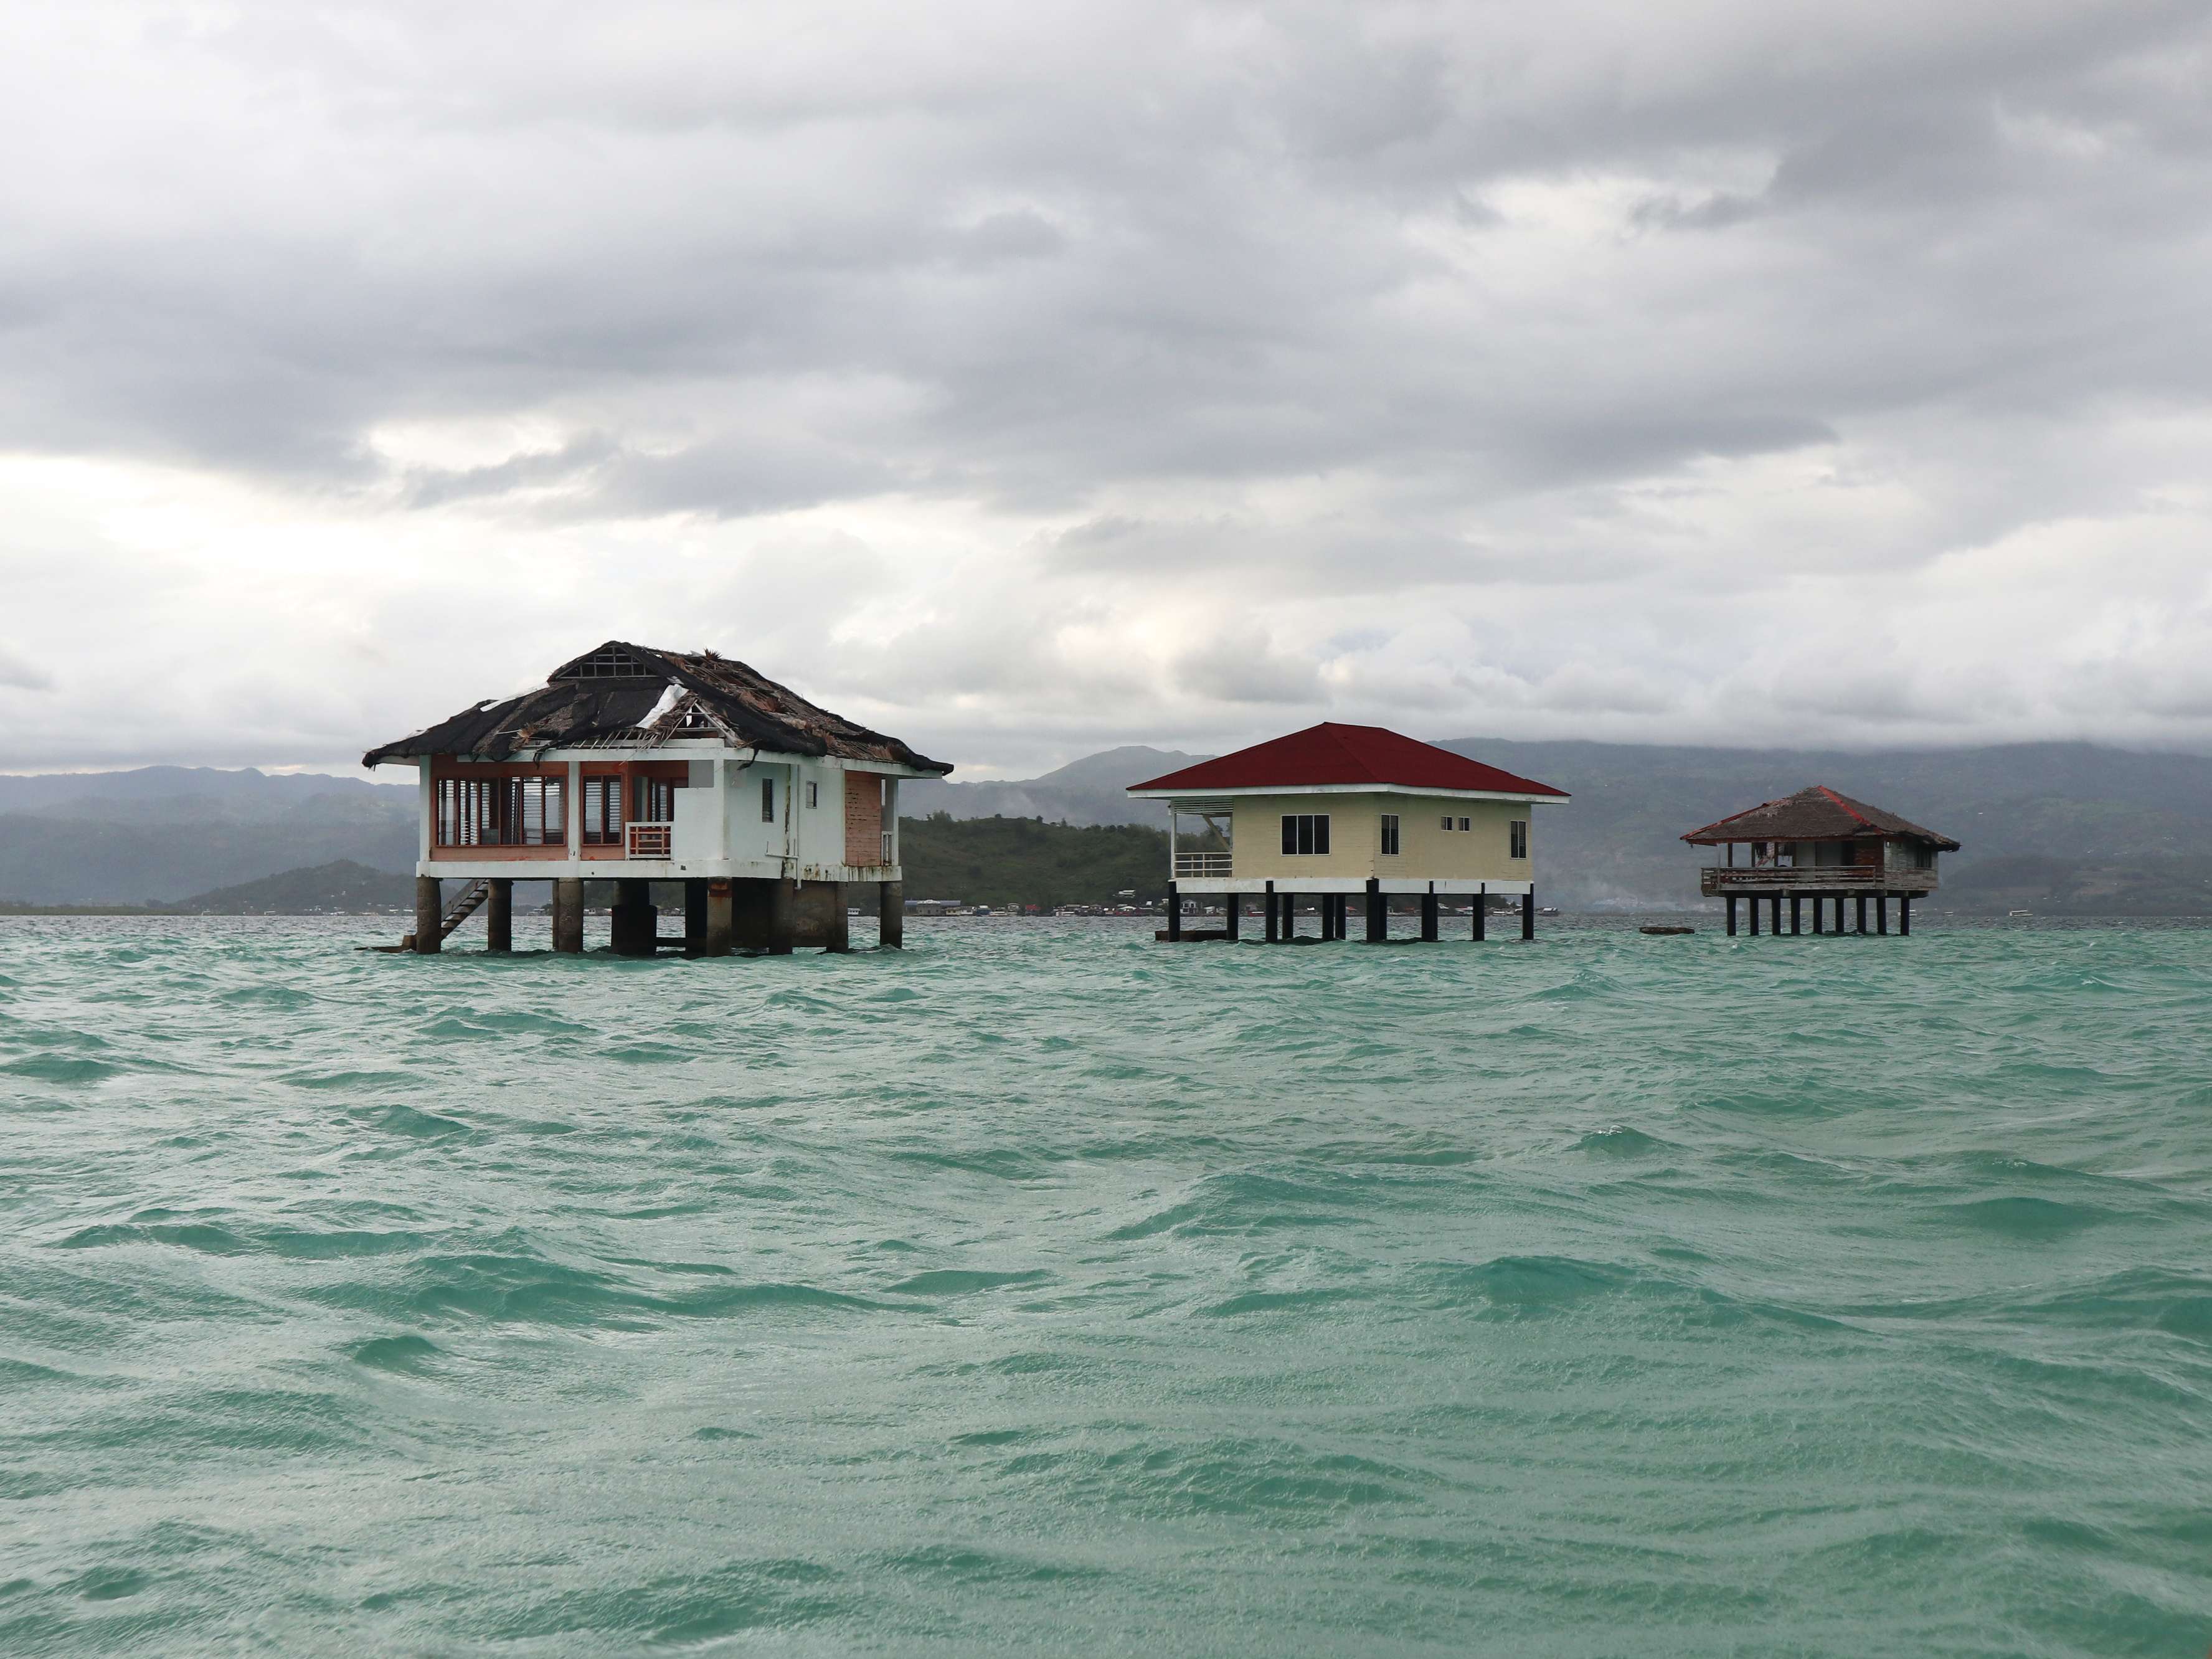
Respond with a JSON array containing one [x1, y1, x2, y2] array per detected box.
[[1681, 786, 1960, 937], [1127, 723, 1569, 942], [362, 641, 952, 956]]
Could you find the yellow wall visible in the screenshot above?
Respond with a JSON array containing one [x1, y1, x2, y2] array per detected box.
[[1226, 792, 1536, 881]]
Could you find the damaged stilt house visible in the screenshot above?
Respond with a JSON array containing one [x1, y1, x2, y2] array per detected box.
[[362, 642, 952, 956]]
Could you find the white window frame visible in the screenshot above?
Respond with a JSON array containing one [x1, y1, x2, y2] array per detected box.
[[1379, 813, 1400, 856], [1510, 819, 1528, 859]]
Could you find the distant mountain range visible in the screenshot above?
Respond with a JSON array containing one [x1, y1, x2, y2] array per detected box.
[[6, 741, 2212, 912]]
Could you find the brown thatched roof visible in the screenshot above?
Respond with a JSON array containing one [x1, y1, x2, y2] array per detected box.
[[1681, 785, 1959, 850], [362, 641, 952, 773]]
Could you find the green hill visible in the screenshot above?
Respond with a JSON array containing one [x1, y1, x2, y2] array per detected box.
[[896, 814, 1175, 909], [166, 859, 415, 914]]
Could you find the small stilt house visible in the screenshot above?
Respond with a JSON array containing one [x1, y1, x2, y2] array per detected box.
[[362, 642, 952, 955], [1681, 786, 1960, 937], [1127, 723, 1569, 942]]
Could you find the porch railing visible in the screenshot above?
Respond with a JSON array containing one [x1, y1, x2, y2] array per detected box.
[[626, 820, 673, 859], [1173, 852, 1232, 879], [1701, 864, 1935, 894]]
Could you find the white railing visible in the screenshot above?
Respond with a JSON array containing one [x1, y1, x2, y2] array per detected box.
[[1173, 852, 1232, 878], [626, 821, 673, 859]]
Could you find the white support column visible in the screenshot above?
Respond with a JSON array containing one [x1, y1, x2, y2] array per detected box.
[[416, 759, 433, 863], [709, 755, 729, 859], [566, 760, 582, 861], [884, 777, 899, 865]]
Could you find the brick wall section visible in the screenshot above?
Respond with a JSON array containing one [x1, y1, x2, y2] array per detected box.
[[843, 774, 883, 867]]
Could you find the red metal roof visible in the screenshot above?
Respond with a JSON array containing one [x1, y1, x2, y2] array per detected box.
[[1128, 724, 1568, 798], [1680, 785, 1959, 849]]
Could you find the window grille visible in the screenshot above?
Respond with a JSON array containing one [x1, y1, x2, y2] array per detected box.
[[1279, 813, 1331, 856], [1509, 819, 1528, 859], [760, 777, 776, 823], [1380, 814, 1400, 856], [435, 776, 566, 847]]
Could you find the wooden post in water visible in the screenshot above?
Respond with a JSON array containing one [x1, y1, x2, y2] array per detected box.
[[414, 876, 442, 954], [1366, 879, 1387, 943], [1812, 896, 1824, 934], [1264, 884, 1279, 943], [1521, 890, 1536, 941], [1224, 893, 1240, 941], [1876, 894, 1889, 936], [1855, 894, 1868, 935], [877, 880, 902, 948], [552, 877, 584, 953], [1166, 881, 1181, 942], [486, 879, 513, 953], [1473, 890, 1485, 942], [1748, 896, 1760, 936], [1899, 895, 1911, 936], [611, 877, 655, 957], [1420, 887, 1439, 942], [1789, 893, 1800, 936], [1726, 895, 1737, 936], [683, 880, 706, 954]]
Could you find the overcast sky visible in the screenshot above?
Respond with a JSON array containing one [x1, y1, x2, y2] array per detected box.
[[3, 1, 2210, 778]]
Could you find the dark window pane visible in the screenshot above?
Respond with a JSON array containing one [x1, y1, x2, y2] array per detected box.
[[1282, 816, 1297, 855]]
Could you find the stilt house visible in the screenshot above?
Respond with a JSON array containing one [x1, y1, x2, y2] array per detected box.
[[1127, 724, 1569, 942], [1681, 786, 1959, 937], [361, 642, 952, 955]]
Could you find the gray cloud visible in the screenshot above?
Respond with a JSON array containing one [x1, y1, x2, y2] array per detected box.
[[0, 0, 2208, 773]]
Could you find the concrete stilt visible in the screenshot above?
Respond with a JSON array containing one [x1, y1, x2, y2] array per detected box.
[[683, 880, 707, 954], [704, 879, 735, 957], [414, 876, 442, 954], [767, 881, 797, 955], [485, 879, 513, 953], [825, 887, 851, 953], [552, 877, 584, 953], [611, 877, 656, 957], [878, 880, 904, 948]]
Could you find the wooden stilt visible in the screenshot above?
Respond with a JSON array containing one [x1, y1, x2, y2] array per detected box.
[[1771, 895, 1783, 934], [1521, 889, 1535, 941], [1899, 894, 1911, 936], [1812, 896, 1824, 934], [1473, 890, 1485, 942], [1166, 880, 1181, 942], [484, 879, 513, 952], [1789, 893, 1800, 936], [1855, 894, 1868, 935], [1420, 887, 1439, 942], [1265, 883, 1279, 943], [414, 876, 442, 954], [1749, 896, 1761, 936], [1366, 879, 1386, 942], [552, 877, 584, 953], [1225, 893, 1241, 941], [1726, 894, 1737, 937], [1833, 894, 1845, 933], [1876, 894, 1889, 936], [877, 880, 902, 949]]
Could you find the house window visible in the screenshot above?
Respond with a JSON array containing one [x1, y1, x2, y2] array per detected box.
[[1380, 814, 1400, 856], [760, 777, 776, 823], [582, 777, 626, 846], [435, 775, 566, 848], [1440, 815, 1452, 831], [805, 780, 818, 809], [1509, 820, 1528, 859], [633, 777, 678, 821], [1279, 813, 1331, 856], [1457, 817, 1470, 832]]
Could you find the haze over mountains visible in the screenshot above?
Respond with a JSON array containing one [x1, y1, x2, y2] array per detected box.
[[6, 742, 2212, 912]]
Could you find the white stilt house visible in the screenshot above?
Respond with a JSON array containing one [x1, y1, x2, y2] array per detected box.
[[1126, 723, 1570, 942], [362, 641, 952, 956]]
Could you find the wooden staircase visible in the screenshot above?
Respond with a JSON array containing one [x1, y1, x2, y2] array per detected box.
[[387, 879, 491, 952]]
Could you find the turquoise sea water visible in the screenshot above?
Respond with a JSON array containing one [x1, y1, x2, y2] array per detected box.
[[4, 914, 2210, 1657]]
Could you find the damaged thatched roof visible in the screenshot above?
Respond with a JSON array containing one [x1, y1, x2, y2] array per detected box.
[[1681, 785, 1959, 849], [362, 641, 952, 773]]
